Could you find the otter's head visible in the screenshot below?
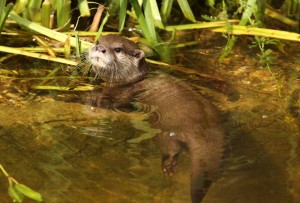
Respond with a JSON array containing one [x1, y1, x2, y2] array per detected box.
[[89, 34, 149, 86]]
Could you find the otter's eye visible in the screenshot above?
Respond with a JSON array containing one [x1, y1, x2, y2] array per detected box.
[[114, 48, 122, 53]]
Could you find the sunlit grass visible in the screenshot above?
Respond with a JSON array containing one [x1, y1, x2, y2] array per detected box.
[[0, 1, 299, 67]]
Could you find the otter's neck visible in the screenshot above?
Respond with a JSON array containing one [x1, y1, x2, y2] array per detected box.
[[102, 58, 149, 87], [104, 73, 146, 87]]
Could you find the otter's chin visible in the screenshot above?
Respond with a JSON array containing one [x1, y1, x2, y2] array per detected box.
[[90, 58, 106, 68]]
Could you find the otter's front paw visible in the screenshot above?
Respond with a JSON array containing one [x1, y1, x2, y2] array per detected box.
[[162, 154, 179, 176]]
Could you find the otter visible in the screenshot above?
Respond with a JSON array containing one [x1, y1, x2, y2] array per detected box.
[[88, 34, 224, 203]]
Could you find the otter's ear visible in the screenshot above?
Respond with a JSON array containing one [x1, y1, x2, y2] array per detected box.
[[133, 50, 144, 59]]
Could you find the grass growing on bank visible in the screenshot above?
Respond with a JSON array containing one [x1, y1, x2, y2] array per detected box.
[[0, 1, 299, 64], [0, 0, 298, 94]]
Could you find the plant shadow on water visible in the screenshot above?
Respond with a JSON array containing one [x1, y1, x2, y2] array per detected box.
[[0, 35, 300, 203]]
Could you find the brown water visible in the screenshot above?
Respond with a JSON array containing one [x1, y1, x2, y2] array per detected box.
[[0, 37, 299, 203]]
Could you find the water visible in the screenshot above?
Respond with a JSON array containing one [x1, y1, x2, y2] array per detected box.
[[0, 42, 299, 203], [0, 100, 191, 203]]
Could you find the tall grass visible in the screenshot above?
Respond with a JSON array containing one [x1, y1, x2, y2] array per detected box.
[[0, 1, 13, 33], [0, 0, 299, 64]]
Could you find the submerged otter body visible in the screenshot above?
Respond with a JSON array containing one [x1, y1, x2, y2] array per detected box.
[[88, 34, 224, 202]]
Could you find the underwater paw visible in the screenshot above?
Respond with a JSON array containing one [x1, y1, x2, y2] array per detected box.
[[162, 155, 179, 176]]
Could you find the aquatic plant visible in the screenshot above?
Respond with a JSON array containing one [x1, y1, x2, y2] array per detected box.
[[0, 164, 43, 203], [250, 36, 278, 71]]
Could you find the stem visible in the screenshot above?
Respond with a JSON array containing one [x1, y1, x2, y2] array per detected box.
[[89, 5, 105, 32], [8, 176, 19, 186], [9, 11, 93, 52], [0, 45, 78, 66], [0, 164, 9, 177], [0, 164, 20, 186], [95, 11, 110, 42]]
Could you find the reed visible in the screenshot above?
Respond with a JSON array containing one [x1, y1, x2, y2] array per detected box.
[[0, 1, 13, 33], [0, 1, 299, 67]]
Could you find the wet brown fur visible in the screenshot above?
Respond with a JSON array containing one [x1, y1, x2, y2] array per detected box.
[[88, 34, 225, 203]]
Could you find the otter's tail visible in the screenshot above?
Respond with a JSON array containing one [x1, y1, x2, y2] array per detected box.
[[190, 148, 222, 203]]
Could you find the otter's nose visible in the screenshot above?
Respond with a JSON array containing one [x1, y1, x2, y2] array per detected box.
[[95, 45, 106, 53]]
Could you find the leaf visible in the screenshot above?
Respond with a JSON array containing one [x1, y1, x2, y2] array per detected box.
[[206, 0, 215, 8], [119, 0, 128, 32], [78, 0, 91, 17], [14, 184, 43, 202], [41, 0, 51, 28], [148, 0, 164, 29], [129, 0, 155, 45], [143, 0, 158, 42], [176, 0, 196, 23], [264, 49, 273, 56], [9, 12, 92, 52], [8, 186, 24, 203], [160, 0, 174, 22], [95, 11, 110, 42], [0, 3, 13, 33]]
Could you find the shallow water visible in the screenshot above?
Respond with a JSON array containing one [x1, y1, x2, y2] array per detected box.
[[0, 101, 192, 203], [0, 39, 300, 203]]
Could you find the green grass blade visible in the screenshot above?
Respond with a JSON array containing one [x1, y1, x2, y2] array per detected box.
[[206, 0, 215, 8], [57, 0, 71, 31], [8, 11, 92, 52], [0, 3, 13, 33], [160, 0, 174, 22], [95, 11, 110, 42], [13, 0, 28, 14], [148, 0, 164, 29], [27, 0, 42, 10], [119, 0, 128, 32], [26, 0, 42, 21], [0, 0, 6, 11], [129, 0, 153, 45], [0, 45, 79, 65], [78, 0, 90, 17], [41, 0, 51, 28], [213, 25, 300, 42], [165, 20, 239, 31], [176, 0, 196, 22], [143, 0, 158, 43]]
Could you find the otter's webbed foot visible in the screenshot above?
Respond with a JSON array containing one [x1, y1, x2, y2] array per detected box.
[[162, 154, 179, 176]]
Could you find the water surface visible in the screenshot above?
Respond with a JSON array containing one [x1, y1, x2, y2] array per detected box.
[[0, 39, 299, 203]]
